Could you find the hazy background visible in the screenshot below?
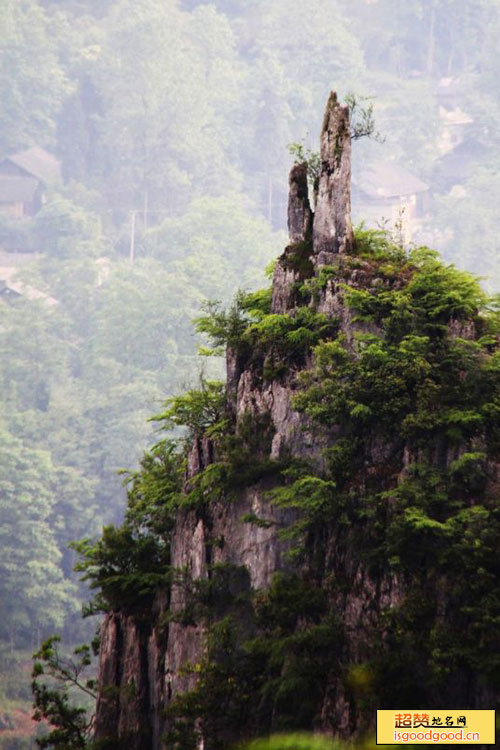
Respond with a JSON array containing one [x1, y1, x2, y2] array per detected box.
[[0, 0, 499, 740]]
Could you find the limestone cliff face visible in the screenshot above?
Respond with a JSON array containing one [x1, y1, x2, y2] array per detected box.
[[95, 477, 299, 750], [93, 92, 497, 750]]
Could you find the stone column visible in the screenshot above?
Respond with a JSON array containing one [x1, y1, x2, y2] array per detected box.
[[287, 161, 312, 243], [313, 91, 353, 263]]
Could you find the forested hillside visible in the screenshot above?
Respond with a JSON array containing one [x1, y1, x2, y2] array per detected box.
[[1, 1, 500, 746]]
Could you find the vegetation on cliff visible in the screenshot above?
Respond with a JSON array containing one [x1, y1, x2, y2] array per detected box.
[[45, 225, 500, 749]]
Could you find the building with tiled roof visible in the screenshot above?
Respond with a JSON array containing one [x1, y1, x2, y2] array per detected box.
[[0, 146, 61, 218]]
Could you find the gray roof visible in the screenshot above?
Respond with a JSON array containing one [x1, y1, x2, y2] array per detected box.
[[4, 146, 61, 184], [0, 266, 58, 305], [355, 160, 429, 199], [0, 175, 38, 202]]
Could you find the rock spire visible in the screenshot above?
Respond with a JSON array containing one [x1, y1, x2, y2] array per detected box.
[[313, 91, 353, 261]]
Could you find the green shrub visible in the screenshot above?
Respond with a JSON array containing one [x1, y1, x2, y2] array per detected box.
[[152, 381, 226, 438]]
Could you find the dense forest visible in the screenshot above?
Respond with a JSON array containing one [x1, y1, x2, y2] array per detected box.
[[1, 0, 500, 748]]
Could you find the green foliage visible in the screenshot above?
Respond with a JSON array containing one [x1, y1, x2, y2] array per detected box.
[[353, 225, 407, 263], [284, 232, 500, 702], [253, 572, 327, 630], [34, 197, 103, 259], [268, 472, 337, 544], [141, 197, 282, 299], [300, 265, 340, 304], [248, 306, 338, 374], [0, 214, 36, 253], [239, 287, 274, 320], [72, 440, 184, 613], [165, 615, 256, 750], [287, 143, 321, 186], [197, 289, 338, 380], [294, 335, 431, 435], [0, 0, 70, 152], [152, 381, 226, 438], [280, 240, 314, 277], [294, 232, 497, 452], [240, 512, 275, 529], [72, 525, 171, 614], [345, 235, 487, 338], [247, 308, 336, 352], [184, 416, 290, 504], [123, 440, 184, 537], [345, 92, 384, 142], [89, 258, 200, 371], [166, 572, 341, 748], [0, 424, 79, 644], [173, 564, 253, 626], [408, 248, 486, 322], [71, 440, 185, 613], [449, 451, 487, 493], [195, 288, 272, 355], [31, 636, 96, 750]]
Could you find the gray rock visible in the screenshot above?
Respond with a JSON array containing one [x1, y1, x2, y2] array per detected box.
[[313, 91, 353, 259], [287, 161, 312, 243]]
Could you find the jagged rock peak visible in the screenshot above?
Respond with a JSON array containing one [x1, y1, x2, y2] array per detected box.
[[271, 92, 353, 314], [313, 91, 353, 261], [287, 161, 312, 243]]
